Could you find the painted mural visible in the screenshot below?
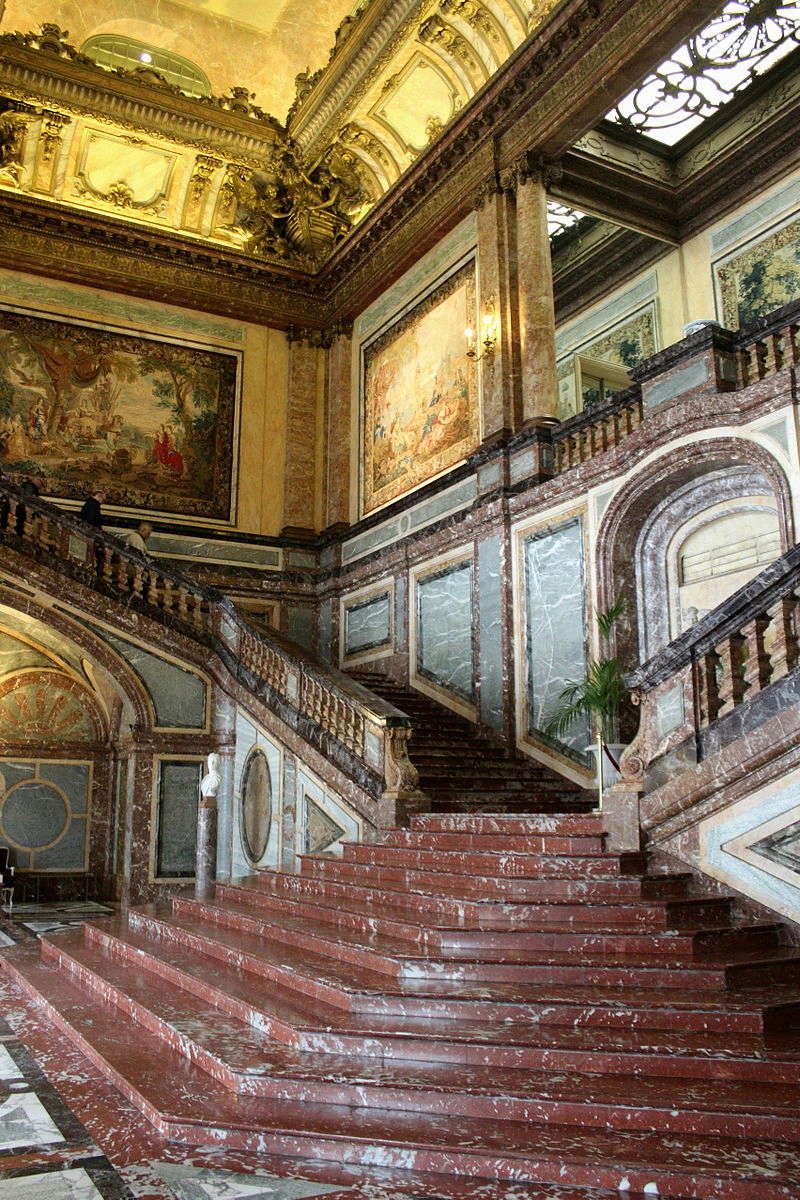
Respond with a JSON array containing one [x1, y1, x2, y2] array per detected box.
[[0, 307, 238, 521], [363, 264, 478, 513], [717, 216, 800, 329]]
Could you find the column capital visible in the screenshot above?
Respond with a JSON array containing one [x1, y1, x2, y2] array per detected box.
[[502, 152, 563, 192]]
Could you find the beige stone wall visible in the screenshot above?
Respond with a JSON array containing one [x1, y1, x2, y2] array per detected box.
[[0, 266, 291, 536]]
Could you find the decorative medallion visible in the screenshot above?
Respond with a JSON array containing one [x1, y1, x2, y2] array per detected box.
[[240, 748, 272, 863]]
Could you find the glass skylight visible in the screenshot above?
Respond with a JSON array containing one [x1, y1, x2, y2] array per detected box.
[[607, 0, 800, 145], [548, 202, 586, 237]]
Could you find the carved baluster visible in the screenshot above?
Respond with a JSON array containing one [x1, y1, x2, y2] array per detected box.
[[763, 333, 781, 375], [114, 555, 130, 593], [162, 578, 175, 615], [766, 594, 799, 681], [604, 414, 617, 450], [191, 593, 205, 630], [715, 634, 747, 718], [742, 614, 771, 698], [784, 322, 799, 366], [131, 562, 145, 600], [694, 651, 721, 728], [176, 587, 190, 622], [22, 506, 37, 542], [629, 403, 643, 433], [145, 570, 160, 608], [99, 545, 114, 586]]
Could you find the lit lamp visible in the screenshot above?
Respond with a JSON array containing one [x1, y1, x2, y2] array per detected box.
[[465, 311, 497, 362]]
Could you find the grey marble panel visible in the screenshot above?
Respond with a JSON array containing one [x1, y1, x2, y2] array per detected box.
[[34, 817, 87, 870], [478, 461, 502, 490], [524, 517, 589, 757], [318, 599, 333, 663], [105, 632, 206, 728], [153, 1161, 346, 1200], [147, 534, 280, 570], [155, 760, 200, 877], [478, 536, 504, 730], [287, 606, 315, 650], [417, 560, 474, 702], [643, 359, 709, 409], [0, 632, 52, 677], [38, 763, 90, 811], [342, 520, 401, 563], [510, 447, 536, 483], [344, 592, 391, 655], [655, 683, 685, 738], [711, 177, 800, 254], [343, 477, 477, 563]]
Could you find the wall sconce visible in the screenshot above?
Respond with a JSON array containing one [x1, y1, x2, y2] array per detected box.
[[465, 310, 498, 362]]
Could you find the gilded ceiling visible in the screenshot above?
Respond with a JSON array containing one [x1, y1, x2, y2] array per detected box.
[[0, 0, 361, 118]]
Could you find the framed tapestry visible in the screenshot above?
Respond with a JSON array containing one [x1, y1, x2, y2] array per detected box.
[[715, 215, 800, 329], [0, 305, 239, 523], [362, 262, 479, 514]]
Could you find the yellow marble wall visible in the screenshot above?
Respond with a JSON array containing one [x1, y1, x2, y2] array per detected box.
[[0, 266, 290, 536]]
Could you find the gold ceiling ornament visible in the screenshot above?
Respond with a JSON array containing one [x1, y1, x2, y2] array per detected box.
[[215, 142, 371, 267], [0, 103, 31, 189]]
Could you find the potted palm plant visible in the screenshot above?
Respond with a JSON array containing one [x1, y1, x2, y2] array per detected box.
[[544, 597, 628, 807]]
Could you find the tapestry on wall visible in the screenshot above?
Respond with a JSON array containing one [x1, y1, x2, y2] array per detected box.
[[0, 306, 238, 521], [716, 216, 800, 329], [362, 263, 478, 513]]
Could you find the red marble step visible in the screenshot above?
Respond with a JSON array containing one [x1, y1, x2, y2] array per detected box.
[[297, 854, 695, 902], [81, 907, 800, 1032], [239, 866, 735, 930], [215, 878, 779, 957], [426, 795, 595, 813], [344, 842, 647, 878], [383, 829, 608, 852], [59, 920, 800, 1084], [35, 930, 800, 1142], [410, 813, 604, 833], [138, 897, 800, 993], [9, 944, 800, 1198]]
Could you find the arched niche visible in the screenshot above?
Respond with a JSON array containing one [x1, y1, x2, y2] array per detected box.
[[596, 437, 794, 672]]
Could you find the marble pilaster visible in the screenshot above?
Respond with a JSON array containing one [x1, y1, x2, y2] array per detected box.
[[325, 332, 354, 528], [475, 188, 521, 438], [516, 168, 559, 424], [283, 339, 323, 535]]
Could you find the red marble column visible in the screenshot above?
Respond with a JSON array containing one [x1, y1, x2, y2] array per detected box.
[[475, 186, 522, 440], [515, 166, 559, 425]]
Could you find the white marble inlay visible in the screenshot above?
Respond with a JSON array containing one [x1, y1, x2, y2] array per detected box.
[[0, 1090, 65, 1149], [0, 1167, 103, 1199], [0, 1044, 22, 1079], [152, 1162, 347, 1200]]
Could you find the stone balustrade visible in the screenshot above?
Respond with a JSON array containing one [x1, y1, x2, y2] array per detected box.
[[552, 385, 643, 472], [736, 299, 800, 387], [0, 480, 421, 823], [618, 543, 800, 794]]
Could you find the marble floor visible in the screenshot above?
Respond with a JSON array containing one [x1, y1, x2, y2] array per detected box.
[[0, 911, 648, 1200]]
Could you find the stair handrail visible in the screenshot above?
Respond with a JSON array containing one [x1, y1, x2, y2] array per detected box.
[[0, 479, 422, 817], [617, 543, 800, 790]]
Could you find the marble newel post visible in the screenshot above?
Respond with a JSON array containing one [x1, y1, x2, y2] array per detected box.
[[196, 752, 220, 896], [515, 159, 560, 425]]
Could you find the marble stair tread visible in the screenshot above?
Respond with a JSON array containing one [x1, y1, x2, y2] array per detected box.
[[34, 929, 800, 1137], [382, 830, 609, 852], [215, 880, 785, 955], [173, 893, 798, 982], [409, 814, 604, 832], [127, 897, 800, 991], [11, 941, 800, 1200], [342, 844, 639, 877], [232, 865, 735, 927], [74, 913, 800, 1032], [296, 855, 697, 901]]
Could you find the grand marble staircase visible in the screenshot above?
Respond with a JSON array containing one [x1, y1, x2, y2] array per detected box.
[[4, 811, 800, 1198], [350, 670, 595, 812]]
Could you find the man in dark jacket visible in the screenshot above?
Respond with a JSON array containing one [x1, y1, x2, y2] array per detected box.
[[79, 490, 106, 528]]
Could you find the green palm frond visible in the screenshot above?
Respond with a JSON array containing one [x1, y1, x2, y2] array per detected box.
[[596, 595, 625, 643], [544, 657, 627, 743]]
